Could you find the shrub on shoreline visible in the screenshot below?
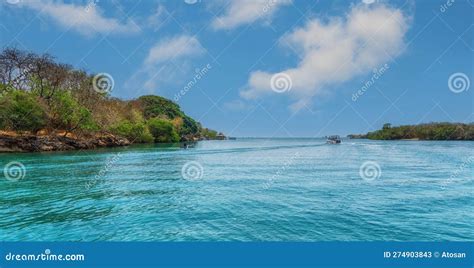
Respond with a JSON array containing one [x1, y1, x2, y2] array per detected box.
[[0, 90, 47, 132]]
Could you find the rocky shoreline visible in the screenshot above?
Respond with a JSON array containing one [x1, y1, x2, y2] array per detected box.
[[0, 133, 130, 153]]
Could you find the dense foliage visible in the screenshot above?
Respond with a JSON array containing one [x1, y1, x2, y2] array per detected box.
[[0, 48, 219, 142], [49, 90, 98, 135], [147, 118, 180, 143], [110, 120, 154, 143], [135, 95, 201, 136], [365, 123, 474, 140], [0, 90, 46, 132]]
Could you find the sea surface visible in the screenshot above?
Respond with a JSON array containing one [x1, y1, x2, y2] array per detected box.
[[0, 138, 473, 241]]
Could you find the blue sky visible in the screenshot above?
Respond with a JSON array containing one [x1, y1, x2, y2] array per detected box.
[[0, 0, 472, 137]]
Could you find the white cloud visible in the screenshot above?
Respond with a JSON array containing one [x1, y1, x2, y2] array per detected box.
[[146, 4, 168, 31], [145, 35, 204, 66], [241, 4, 410, 110], [211, 0, 292, 30], [19, 0, 140, 36], [125, 34, 205, 95]]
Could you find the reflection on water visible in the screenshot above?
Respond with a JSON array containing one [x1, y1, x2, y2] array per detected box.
[[0, 139, 473, 241]]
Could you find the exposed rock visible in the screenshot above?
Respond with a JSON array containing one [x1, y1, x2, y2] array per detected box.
[[0, 133, 130, 153]]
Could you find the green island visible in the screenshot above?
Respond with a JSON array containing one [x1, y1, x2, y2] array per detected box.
[[0, 48, 223, 152], [349, 123, 474, 140]]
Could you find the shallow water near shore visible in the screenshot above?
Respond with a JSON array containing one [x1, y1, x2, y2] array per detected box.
[[0, 138, 473, 241]]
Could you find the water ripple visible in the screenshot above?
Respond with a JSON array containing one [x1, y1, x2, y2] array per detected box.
[[0, 139, 473, 241]]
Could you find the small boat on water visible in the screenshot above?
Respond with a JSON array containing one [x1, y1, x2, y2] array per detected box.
[[181, 142, 196, 149], [326, 135, 341, 144]]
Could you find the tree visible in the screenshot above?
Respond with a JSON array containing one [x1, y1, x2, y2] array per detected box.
[[0, 48, 36, 92], [201, 128, 218, 139], [136, 95, 201, 136], [382, 123, 392, 130], [137, 95, 183, 119], [0, 90, 47, 132], [147, 118, 179, 143], [110, 120, 154, 143], [49, 90, 97, 135]]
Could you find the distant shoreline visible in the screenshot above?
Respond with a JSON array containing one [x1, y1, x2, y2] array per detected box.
[[3, 122, 474, 153], [348, 122, 473, 141], [2, 134, 473, 153]]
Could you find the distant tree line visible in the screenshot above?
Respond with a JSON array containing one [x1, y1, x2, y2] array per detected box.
[[362, 122, 474, 140], [0, 48, 219, 142]]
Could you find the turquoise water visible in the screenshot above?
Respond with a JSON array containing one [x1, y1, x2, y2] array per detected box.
[[0, 138, 473, 241]]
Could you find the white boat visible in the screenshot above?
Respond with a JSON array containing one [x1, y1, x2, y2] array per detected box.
[[326, 135, 341, 144]]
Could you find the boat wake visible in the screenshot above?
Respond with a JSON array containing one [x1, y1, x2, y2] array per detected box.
[[179, 143, 328, 156]]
